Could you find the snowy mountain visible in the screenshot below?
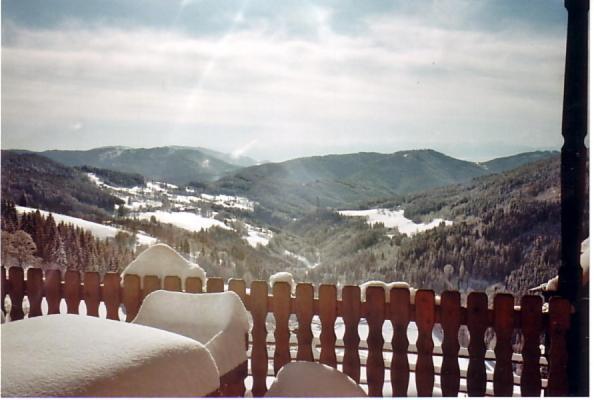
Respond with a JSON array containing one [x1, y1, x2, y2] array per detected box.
[[36, 146, 256, 185]]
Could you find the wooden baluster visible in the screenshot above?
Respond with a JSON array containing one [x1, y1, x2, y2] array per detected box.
[[272, 282, 291, 374], [8, 267, 25, 320], [64, 270, 81, 314], [102, 273, 121, 320], [467, 292, 488, 396], [26, 268, 44, 317], [520, 295, 543, 396], [186, 277, 203, 293], [342, 285, 361, 383], [228, 279, 247, 304], [1, 266, 8, 314], [415, 290, 435, 397], [164, 276, 182, 291], [83, 272, 100, 317], [123, 275, 141, 322], [250, 281, 269, 397], [493, 293, 514, 396], [295, 283, 314, 362], [45, 269, 62, 315], [390, 287, 410, 396], [546, 297, 571, 396], [366, 286, 385, 397], [440, 291, 461, 397], [142, 275, 161, 299], [226, 279, 248, 397], [207, 277, 224, 292], [319, 284, 338, 367]]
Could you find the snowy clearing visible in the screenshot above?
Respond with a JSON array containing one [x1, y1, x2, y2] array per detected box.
[[137, 210, 230, 232], [338, 208, 452, 237], [243, 223, 273, 247], [15, 206, 157, 245]]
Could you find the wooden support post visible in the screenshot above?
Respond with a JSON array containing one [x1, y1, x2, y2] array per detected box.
[[559, 0, 588, 395]]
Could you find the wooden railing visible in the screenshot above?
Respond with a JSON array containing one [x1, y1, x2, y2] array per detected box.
[[1, 267, 572, 397]]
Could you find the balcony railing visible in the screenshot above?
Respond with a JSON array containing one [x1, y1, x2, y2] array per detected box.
[[1, 267, 572, 397]]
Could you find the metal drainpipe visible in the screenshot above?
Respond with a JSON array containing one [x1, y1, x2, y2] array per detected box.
[[558, 0, 588, 395]]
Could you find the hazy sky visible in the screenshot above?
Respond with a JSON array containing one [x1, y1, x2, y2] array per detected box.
[[2, 0, 568, 162]]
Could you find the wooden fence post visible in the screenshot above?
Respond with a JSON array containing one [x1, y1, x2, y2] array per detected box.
[[390, 287, 411, 396], [8, 267, 25, 320], [342, 285, 361, 383], [366, 286, 385, 397], [64, 270, 81, 314], [467, 292, 488, 396], [272, 282, 291, 374], [123, 274, 141, 322], [45, 269, 62, 315], [207, 277, 224, 293], [142, 275, 161, 299], [83, 272, 101, 317], [546, 297, 571, 396], [102, 273, 121, 320], [186, 277, 203, 293], [250, 281, 269, 397], [415, 290, 435, 397], [440, 291, 461, 396], [493, 293, 514, 396], [26, 268, 44, 317], [319, 284, 338, 368], [163, 275, 182, 291], [228, 279, 247, 304], [520, 295, 544, 396], [295, 283, 315, 362]]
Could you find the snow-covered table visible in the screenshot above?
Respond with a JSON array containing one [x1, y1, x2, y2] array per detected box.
[[1, 314, 220, 397]]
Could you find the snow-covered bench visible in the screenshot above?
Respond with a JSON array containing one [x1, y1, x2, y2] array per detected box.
[[132, 290, 250, 395], [1, 314, 219, 397]]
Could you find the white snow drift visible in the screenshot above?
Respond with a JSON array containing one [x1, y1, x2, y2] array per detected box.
[[338, 208, 452, 237], [121, 244, 206, 290]]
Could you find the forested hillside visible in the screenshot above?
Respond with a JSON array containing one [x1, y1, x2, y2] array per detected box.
[[210, 149, 556, 220], [1, 151, 123, 221], [283, 156, 586, 299]]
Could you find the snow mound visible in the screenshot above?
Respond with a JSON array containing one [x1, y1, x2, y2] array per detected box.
[[121, 244, 206, 290], [269, 272, 296, 293], [1, 314, 219, 397], [359, 281, 417, 304], [265, 361, 367, 397], [338, 208, 452, 237], [133, 290, 249, 376]]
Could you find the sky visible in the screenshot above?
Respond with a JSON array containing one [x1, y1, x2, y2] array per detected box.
[[1, 0, 569, 162]]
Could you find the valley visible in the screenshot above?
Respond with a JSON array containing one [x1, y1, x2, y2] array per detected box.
[[1, 146, 573, 301]]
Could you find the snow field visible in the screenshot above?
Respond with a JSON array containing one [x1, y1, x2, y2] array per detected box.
[[338, 208, 453, 237], [15, 206, 157, 246]]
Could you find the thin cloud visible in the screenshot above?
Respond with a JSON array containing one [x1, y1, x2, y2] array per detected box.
[[1, 6, 565, 161]]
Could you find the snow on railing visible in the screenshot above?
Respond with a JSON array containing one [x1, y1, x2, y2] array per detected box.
[[1, 266, 571, 397]]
